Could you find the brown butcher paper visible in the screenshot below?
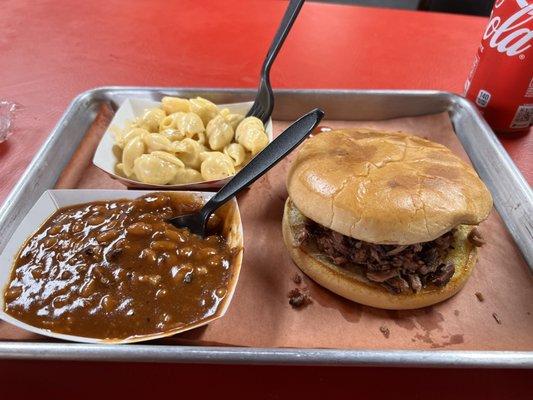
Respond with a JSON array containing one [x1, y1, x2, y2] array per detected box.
[[1, 108, 531, 351]]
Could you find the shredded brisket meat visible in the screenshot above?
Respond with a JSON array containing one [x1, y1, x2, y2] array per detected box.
[[467, 228, 485, 247], [300, 221, 457, 294]]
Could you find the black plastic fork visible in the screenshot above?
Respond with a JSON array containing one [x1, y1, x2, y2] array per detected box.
[[246, 0, 305, 124]]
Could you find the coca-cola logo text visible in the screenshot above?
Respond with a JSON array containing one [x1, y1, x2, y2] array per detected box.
[[483, 0, 533, 57]]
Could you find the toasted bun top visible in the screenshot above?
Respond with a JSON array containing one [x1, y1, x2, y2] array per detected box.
[[287, 129, 493, 244]]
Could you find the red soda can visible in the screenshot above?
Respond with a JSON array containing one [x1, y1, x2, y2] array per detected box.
[[464, 0, 533, 134]]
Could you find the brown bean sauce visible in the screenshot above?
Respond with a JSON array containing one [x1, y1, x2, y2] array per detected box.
[[3, 193, 238, 340]]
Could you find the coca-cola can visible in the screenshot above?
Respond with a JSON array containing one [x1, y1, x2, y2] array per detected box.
[[464, 0, 532, 134]]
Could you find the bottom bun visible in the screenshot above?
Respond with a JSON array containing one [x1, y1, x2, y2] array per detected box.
[[282, 199, 477, 310]]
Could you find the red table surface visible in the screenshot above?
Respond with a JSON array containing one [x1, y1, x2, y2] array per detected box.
[[0, 0, 531, 397]]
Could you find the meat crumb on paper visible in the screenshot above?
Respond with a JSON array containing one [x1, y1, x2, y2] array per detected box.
[[288, 288, 312, 309], [379, 326, 390, 339]]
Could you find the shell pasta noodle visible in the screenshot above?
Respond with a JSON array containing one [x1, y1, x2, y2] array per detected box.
[[200, 152, 236, 181], [206, 115, 234, 150], [235, 116, 269, 155], [224, 143, 246, 166], [113, 96, 270, 185]]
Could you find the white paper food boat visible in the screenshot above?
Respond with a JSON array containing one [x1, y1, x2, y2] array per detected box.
[[93, 98, 273, 190], [0, 190, 243, 344]]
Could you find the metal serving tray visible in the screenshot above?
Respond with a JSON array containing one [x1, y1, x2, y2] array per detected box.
[[0, 88, 531, 368]]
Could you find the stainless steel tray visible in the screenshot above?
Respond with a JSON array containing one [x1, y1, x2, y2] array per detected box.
[[0, 87, 531, 368]]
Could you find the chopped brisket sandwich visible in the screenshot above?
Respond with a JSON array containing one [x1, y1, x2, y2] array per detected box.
[[282, 129, 493, 310]]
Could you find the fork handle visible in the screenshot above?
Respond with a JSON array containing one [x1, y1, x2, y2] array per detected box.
[[261, 0, 305, 76], [200, 108, 324, 222]]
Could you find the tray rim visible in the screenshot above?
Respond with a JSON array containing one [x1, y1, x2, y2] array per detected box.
[[0, 86, 531, 368], [0, 342, 532, 368]]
